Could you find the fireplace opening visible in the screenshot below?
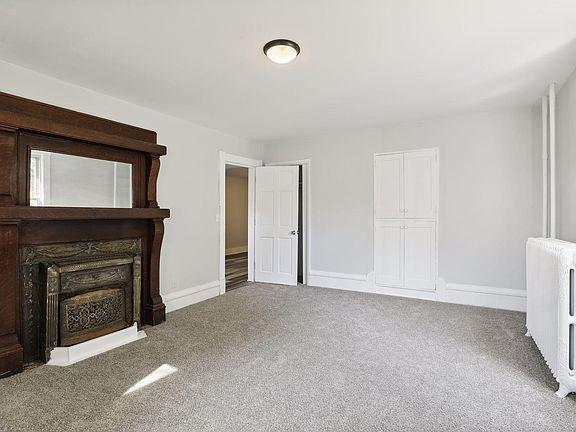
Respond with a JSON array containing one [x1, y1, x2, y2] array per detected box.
[[21, 239, 142, 364], [59, 288, 127, 346]]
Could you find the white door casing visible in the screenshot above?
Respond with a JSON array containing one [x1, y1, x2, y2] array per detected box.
[[375, 153, 404, 219], [403, 150, 437, 219], [219, 151, 262, 295], [255, 166, 299, 285]]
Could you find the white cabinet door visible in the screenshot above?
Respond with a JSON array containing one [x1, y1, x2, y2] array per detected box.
[[403, 150, 437, 219], [404, 220, 436, 291], [255, 166, 299, 285], [374, 153, 404, 219], [374, 220, 404, 288]]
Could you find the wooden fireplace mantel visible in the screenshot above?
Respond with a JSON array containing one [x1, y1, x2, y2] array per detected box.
[[0, 91, 167, 156], [0, 207, 170, 220], [0, 91, 170, 378]]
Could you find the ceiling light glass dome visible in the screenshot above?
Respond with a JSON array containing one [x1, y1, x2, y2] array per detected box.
[[263, 39, 300, 64]]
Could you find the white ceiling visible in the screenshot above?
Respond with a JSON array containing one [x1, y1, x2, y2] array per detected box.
[[1, 0, 576, 141]]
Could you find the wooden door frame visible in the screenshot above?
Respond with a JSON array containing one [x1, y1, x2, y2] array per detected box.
[[219, 151, 262, 295], [265, 159, 311, 285]]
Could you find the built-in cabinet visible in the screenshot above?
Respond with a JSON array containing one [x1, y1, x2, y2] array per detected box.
[[374, 149, 438, 291]]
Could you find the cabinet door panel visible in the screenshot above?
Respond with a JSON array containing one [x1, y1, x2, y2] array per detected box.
[[374, 220, 404, 287], [374, 154, 403, 219], [404, 150, 437, 219], [404, 221, 436, 291]]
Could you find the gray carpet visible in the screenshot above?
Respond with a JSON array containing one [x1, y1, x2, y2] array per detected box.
[[1, 283, 575, 432]]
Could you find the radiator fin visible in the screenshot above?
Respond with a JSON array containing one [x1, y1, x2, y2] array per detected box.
[[570, 324, 574, 372], [570, 269, 574, 317]]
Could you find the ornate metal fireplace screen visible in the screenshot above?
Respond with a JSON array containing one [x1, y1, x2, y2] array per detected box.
[[45, 256, 141, 359], [21, 239, 142, 363]]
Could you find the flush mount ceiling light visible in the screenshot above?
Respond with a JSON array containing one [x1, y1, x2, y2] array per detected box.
[[263, 39, 300, 64]]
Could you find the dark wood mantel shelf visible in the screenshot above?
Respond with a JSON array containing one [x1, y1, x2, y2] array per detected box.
[[0, 207, 170, 220]]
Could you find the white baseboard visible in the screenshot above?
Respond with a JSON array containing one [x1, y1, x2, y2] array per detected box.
[[226, 246, 247, 255], [307, 270, 526, 312], [164, 280, 220, 313], [437, 279, 526, 312], [308, 270, 370, 292], [372, 284, 437, 301], [47, 323, 146, 366]]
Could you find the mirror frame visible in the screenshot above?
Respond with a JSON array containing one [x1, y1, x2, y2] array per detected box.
[[19, 132, 146, 208]]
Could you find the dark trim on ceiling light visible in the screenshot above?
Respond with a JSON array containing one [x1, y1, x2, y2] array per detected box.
[[263, 39, 301, 56]]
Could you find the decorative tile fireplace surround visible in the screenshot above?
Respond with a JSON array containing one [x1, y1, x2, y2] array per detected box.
[[0, 91, 170, 377]]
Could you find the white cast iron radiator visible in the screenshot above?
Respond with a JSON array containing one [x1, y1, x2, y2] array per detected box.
[[526, 238, 576, 397]]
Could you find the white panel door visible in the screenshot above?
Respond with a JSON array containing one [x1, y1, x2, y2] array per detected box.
[[374, 220, 404, 288], [255, 166, 299, 285], [403, 150, 437, 219], [374, 153, 404, 219], [404, 220, 436, 291]]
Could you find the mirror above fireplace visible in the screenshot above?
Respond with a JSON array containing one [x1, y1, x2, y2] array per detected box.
[[29, 150, 133, 208]]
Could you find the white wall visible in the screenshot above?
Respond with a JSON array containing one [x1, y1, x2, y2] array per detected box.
[[0, 59, 262, 296], [557, 66, 576, 242], [263, 108, 541, 292]]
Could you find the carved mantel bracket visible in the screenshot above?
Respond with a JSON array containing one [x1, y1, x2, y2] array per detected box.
[[144, 218, 166, 325]]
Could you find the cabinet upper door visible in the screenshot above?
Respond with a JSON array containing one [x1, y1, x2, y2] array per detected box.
[[374, 220, 404, 288], [403, 150, 437, 219], [374, 153, 403, 219], [404, 220, 436, 291]]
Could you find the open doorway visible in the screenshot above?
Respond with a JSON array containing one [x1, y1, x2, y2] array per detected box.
[[219, 151, 261, 295], [225, 165, 249, 291], [219, 152, 309, 293]]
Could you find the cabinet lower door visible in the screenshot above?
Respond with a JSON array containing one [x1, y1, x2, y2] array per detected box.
[[404, 221, 436, 291], [374, 220, 404, 287]]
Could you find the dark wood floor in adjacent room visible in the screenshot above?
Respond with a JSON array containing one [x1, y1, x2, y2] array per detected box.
[[225, 252, 248, 291]]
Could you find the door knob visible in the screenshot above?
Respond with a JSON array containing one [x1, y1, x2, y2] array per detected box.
[[290, 230, 298, 235]]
